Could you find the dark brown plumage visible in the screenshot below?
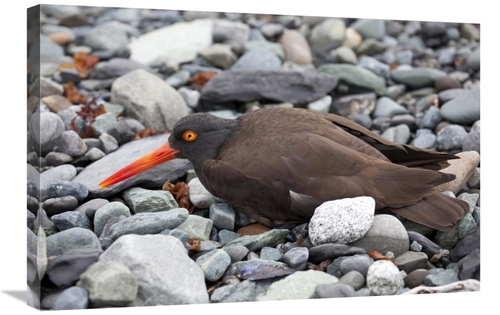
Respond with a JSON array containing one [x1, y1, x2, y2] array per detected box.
[[100, 107, 468, 231]]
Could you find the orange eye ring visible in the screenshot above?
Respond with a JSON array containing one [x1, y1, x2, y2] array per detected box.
[[183, 130, 197, 141]]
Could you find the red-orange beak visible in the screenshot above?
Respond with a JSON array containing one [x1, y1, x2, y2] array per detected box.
[[99, 142, 180, 189]]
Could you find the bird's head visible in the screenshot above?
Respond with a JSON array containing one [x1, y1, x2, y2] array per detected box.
[[99, 113, 239, 189]]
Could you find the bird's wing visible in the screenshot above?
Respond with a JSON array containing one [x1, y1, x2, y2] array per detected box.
[[318, 111, 458, 170], [202, 131, 448, 225]]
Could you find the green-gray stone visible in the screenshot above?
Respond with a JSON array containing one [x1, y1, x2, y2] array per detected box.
[[109, 208, 189, 240], [196, 249, 232, 282], [223, 229, 289, 252], [318, 64, 388, 96], [93, 202, 131, 237], [390, 68, 447, 89], [122, 187, 178, 213], [258, 269, 338, 301], [47, 227, 102, 256], [440, 87, 480, 125], [176, 214, 213, 241]]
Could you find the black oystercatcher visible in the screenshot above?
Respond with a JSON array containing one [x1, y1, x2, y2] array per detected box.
[[99, 107, 468, 231]]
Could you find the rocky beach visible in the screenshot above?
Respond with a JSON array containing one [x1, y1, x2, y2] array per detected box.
[[26, 4, 480, 311]]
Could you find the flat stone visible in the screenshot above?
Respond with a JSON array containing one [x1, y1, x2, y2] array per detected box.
[[424, 268, 459, 286], [91, 58, 152, 80], [395, 251, 428, 273], [51, 211, 92, 231], [47, 227, 102, 257], [223, 229, 289, 252], [111, 69, 189, 132], [390, 67, 447, 89], [209, 203, 236, 231], [308, 243, 366, 264], [281, 247, 309, 270], [223, 245, 249, 263], [309, 197, 375, 245], [441, 87, 480, 125], [176, 214, 213, 241], [457, 248, 480, 280], [201, 70, 338, 105], [99, 234, 208, 305], [230, 49, 281, 71], [349, 214, 409, 257], [77, 260, 138, 307], [109, 208, 189, 240], [318, 63, 388, 96], [46, 179, 88, 202], [404, 269, 429, 288], [43, 196, 79, 216], [196, 249, 232, 282], [259, 269, 338, 301]]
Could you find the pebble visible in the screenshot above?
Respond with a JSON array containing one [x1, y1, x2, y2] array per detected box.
[[178, 87, 201, 108], [332, 46, 357, 64], [210, 280, 260, 303], [209, 203, 236, 231], [308, 243, 366, 264], [77, 260, 138, 307], [109, 208, 189, 240], [27, 227, 37, 255], [176, 214, 213, 241], [51, 286, 89, 310], [122, 187, 178, 213], [45, 152, 74, 166], [342, 27, 363, 49], [199, 44, 237, 69], [436, 124, 468, 151], [467, 48, 480, 71], [315, 282, 355, 298], [466, 168, 480, 189], [244, 41, 285, 60], [463, 120, 480, 153], [84, 147, 105, 161], [404, 269, 429, 288], [90, 113, 118, 137], [56, 130, 88, 157], [46, 248, 102, 287], [92, 202, 131, 237], [457, 248, 480, 280], [46, 227, 102, 257], [309, 18, 345, 57], [223, 245, 249, 263], [418, 106, 442, 129], [218, 229, 240, 246], [318, 63, 387, 96], [339, 255, 372, 277], [91, 58, 152, 80], [381, 124, 411, 144], [27, 210, 36, 229], [223, 229, 289, 252], [366, 260, 403, 296], [339, 270, 365, 290], [394, 251, 428, 273], [449, 227, 480, 262], [260, 246, 282, 261], [188, 177, 225, 207], [99, 234, 208, 305], [213, 19, 250, 46], [43, 196, 79, 216], [47, 179, 89, 201], [331, 93, 376, 118], [357, 56, 391, 79], [165, 70, 191, 88], [390, 67, 447, 89], [84, 21, 136, 52], [278, 29, 313, 65], [281, 247, 309, 270], [307, 95, 332, 113], [424, 268, 460, 286], [259, 270, 338, 301], [30, 112, 65, 156], [111, 69, 189, 132], [350, 18, 385, 40], [440, 87, 480, 125], [73, 198, 106, 222], [308, 197, 375, 245], [196, 249, 232, 282], [349, 214, 409, 257], [107, 119, 144, 145], [51, 211, 92, 231]]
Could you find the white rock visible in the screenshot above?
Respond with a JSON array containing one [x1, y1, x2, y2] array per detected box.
[[366, 260, 404, 296], [308, 197, 375, 245]]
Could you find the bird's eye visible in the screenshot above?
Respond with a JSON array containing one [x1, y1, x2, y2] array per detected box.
[[183, 130, 197, 142]]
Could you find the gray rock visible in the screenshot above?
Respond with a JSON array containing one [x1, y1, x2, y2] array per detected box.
[[165, 70, 191, 88], [339, 270, 365, 290], [260, 246, 282, 261], [29, 112, 65, 156], [349, 214, 409, 257], [218, 229, 240, 246], [41, 4, 81, 17], [28, 210, 36, 229], [51, 286, 88, 310], [309, 197, 375, 245], [309, 18, 345, 57], [419, 107, 442, 130], [223, 245, 249, 263], [231, 49, 281, 71], [366, 260, 403, 296], [339, 255, 372, 277], [122, 187, 178, 213], [435, 213, 477, 250], [356, 38, 387, 56], [391, 67, 447, 89], [307, 95, 332, 112], [199, 44, 237, 69], [47, 179, 89, 201], [46, 248, 102, 288], [394, 251, 428, 274], [98, 133, 119, 154], [331, 93, 377, 118], [440, 87, 480, 125], [357, 56, 391, 79], [201, 70, 338, 105], [93, 202, 131, 237], [196, 249, 232, 282], [259, 270, 338, 301], [209, 203, 236, 231], [43, 196, 79, 216], [51, 211, 92, 231], [188, 177, 225, 207], [318, 64, 387, 96], [424, 268, 460, 286], [466, 168, 480, 189], [109, 208, 189, 240], [244, 41, 285, 60], [395, 50, 413, 65], [332, 46, 357, 64], [223, 229, 289, 252], [92, 58, 152, 80], [213, 19, 250, 45], [111, 69, 189, 132], [176, 214, 213, 241], [56, 130, 87, 157], [463, 120, 480, 153], [90, 113, 117, 138], [436, 124, 468, 151], [178, 87, 201, 108], [281, 247, 309, 270], [308, 243, 366, 264], [73, 134, 191, 198], [457, 248, 480, 280], [373, 97, 409, 118], [77, 260, 138, 307], [99, 234, 208, 305], [211, 279, 260, 303], [27, 227, 37, 255], [350, 18, 386, 40], [84, 21, 135, 52], [381, 124, 411, 144], [315, 282, 355, 298], [449, 227, 480, 263], [45, 152, 74, 166], [108, 119, 145, 145], [467, 48, 480, 71], [47, 227, 102, 257], [85, 148, 105, 161]]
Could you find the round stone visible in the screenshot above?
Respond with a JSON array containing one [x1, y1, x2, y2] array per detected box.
[[366, 260, 403, 296]]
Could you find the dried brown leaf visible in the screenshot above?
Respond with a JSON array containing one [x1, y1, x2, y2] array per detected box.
[[190, 72, 217, 89]]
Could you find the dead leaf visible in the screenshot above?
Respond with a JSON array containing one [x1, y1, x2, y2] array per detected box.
[[368, 250, 397, 266], [190, 72, 217, 89]]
